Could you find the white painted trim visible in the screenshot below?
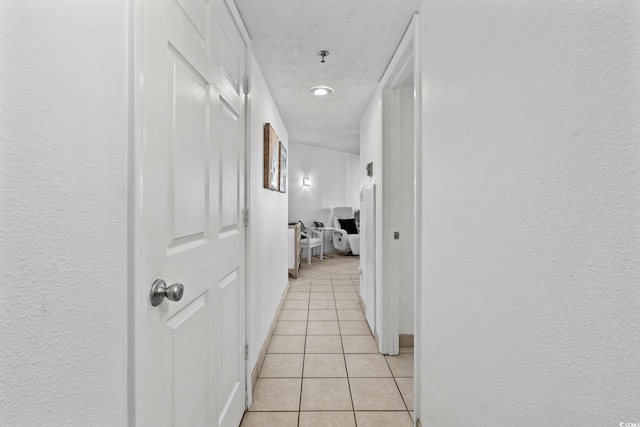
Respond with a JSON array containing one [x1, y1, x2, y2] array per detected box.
[[411, 14, 422, 427], [224, 0, 251, 45], [132, 0, 145, 424], [243, 37, 254, 411], [380, 19, 416, 89], [377, 14, 422, 426], [216, 0, 254, 410], [379, 17, 416, 356], [127, 0, 140, 425]]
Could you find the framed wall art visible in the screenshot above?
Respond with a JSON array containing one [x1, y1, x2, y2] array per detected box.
[[279, 141, 287, 193], [263, 123, 279, 191]]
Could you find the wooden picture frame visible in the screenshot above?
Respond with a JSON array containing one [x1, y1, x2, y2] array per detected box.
[[278, 141, 287, 193], [263, 123, 279, 191]]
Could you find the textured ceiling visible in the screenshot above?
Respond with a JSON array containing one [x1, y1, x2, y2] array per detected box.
[[235, 0, 422, 154]]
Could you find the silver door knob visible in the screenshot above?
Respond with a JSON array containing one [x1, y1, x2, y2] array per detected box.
[[150, 279, 184, 306]]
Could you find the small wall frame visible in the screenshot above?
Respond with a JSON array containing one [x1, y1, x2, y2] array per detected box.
[[263, 123, 279, 191], [278, 141, 287, 193]]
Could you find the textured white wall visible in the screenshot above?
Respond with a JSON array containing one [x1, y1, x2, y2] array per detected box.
[[418, 0, 640, 424], [288, 142, 360, 252], [247, 53, 289, 371], [0, 2, 129, 425]]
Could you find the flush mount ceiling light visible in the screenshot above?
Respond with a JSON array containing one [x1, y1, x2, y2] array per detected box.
[[303, 177, 310, 186], [310, 86, 333, 96]]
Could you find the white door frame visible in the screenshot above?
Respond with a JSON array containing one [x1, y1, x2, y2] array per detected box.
[[219, 0, 254, 410], [130, 0, 253, 422], [377, 14, 422, 425], [223, 0, 255, 410], [378, 15, 418, 354]]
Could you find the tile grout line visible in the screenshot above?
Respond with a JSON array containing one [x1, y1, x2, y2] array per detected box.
[[384, 353, 413, 419], [296, 284, 311, 427], [332, 274, 358, 427]]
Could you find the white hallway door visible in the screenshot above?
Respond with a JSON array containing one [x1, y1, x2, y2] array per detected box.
[[135, 0, 248, 426]]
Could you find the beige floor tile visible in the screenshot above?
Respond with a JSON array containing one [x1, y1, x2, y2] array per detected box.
[[282, 300, 309, 310], [310, 292, 334, 300], [278, 309, 308, 321], [309, 300, 336, 310], [339, 320, 372, 336], [299, 269, 331, 279], [307, 310, 338, 321], [349, 378, 406, 411], [274, 321, 307, 335], [288, 284, 311, 292], [399, 346, 414, 354], [410, 411, 415, 421], [342, 335, 379, 353], [249, 378, 301, 411], [300, 378, 353, 411], [385, 353, 414, 377], [337, 309, 365, 321], [396, 378, 414, 410], [333, 286, 356, 292], [332, 280, 353, 285], [335, 300, 361, 309], [335, 292, 359, 300], [333, 269, 357, 275], [298, 412, 356, 427], [330, 274, 352, 279], [310, 285, 333, 292], [307, 320, 340, 335], [310, 279, 332, 285], [304, 353, 346, 377], [305, 335, 343, 353], [288, 278, 311, 287], [345, 354, 392, 377], [286, 292, 310, 300], [268, 335, 306, 353], [240, 412, 298, 427], [260, 354, 304, 377], [354, 411, 413, 427]]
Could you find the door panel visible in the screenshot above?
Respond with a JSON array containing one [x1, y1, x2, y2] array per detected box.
[[168, 47, 209, 244], [218, 270, 243, 427], [174, 0, 208, 40], [170, 294, 209, 426], [219, 99, 240, 232]]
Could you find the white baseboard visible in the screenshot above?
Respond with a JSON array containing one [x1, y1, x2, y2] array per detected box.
[[250, 281, 289, 392]]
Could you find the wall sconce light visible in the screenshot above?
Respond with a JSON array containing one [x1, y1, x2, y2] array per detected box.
[[303, 177, 310, 186]]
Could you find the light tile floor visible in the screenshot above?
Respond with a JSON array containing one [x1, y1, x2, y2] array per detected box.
[[241, 253, 415, 427]]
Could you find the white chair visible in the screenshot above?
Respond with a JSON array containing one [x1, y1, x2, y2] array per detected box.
[[331, 207, 360, 256], [300, 222, 323, 265]]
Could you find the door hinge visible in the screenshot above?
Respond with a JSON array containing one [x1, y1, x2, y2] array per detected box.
[[243, 78, 250, 95], [243, 209, 249, 227], [244, 343, 249, 360]]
